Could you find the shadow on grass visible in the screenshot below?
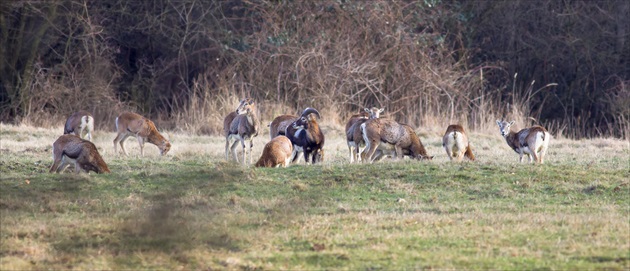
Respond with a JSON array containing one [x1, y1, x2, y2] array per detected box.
[[2, 160, 323, 260], [113, 164, 247, 254], [0, 173, 92, 212], [576, 256, 630, 264]]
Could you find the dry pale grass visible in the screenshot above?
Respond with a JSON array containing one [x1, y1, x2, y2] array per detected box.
[[1, 122, 628, 168]]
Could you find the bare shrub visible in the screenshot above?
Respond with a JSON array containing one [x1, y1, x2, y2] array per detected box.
[[177, 1, 492, 135], [172, 74, 241, 135], [3, 1, 129, 131], [4, 1, 627, 139], [16, 57, 126, 131]]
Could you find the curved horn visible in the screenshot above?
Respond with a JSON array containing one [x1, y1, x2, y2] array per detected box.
[[300, 107, 320, 119]]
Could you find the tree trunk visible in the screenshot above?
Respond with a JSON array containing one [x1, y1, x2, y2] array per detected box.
[[17, 3, 58, 118]]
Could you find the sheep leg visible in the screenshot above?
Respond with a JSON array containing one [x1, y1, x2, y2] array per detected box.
[[359, 147, 367, 162], [49, 158, 62, 173], [373, 150, 386, 162], [294, 152, 303, 163], [137, 136, 145, 157], [225, 137, 230, 160], [456, 149, 464, 162], [304, 150, 311, 164], [363, 140, 379, 163], [539, 146, 547, 164], [348, 145, 354, 163], [113, 133, 128, 156], [530, 151, 539, 164], [74, 162, 82, 173], [289, 149, 298, 163], [118, 134, 131, 156], [291, 146, 303, 164], [230, 140, 240, 162], [57, 157, 71, 173], [240, 139, 247, 165], [249, 139, 254, 165], [394, 145, 404, 160]]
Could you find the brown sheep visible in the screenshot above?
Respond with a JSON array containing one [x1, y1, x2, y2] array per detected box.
[[50, 134, 110, 174], [113, 112, 171, 156], [442, 124, 475, 162], [255, 136, 294, 167]]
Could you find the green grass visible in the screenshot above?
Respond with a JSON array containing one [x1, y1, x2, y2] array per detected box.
[[1, 124, 629, 270]]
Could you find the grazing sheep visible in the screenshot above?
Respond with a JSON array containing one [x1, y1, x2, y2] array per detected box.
[[361, 119, 433, 162], [50, 134, 110, 174], [113, 112, 171, 156], [255, 136, 294, 168]]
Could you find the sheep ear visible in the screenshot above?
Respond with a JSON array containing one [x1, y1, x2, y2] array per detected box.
[[379, 108, 385, 113], [509, 121, 515, 125], [496, 120, 501, 126], [364, 108, 370, 113]]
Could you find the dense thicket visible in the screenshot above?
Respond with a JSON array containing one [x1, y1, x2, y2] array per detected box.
[[1, 0, 627, 138]]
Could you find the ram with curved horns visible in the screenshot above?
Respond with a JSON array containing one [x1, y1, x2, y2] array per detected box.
[[284, 108, 325, 164]]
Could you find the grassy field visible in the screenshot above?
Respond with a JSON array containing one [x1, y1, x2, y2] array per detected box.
[[1, 123, 628, 270]]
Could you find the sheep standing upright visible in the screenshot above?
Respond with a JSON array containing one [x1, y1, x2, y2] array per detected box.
[[224, 98, 260, 165], [442, 124, 475, 162], [345, 107, 384, 163], [285, 108, 325, 164], [64, 110, 94, 141], [496, 120, 550, 164], [269, 115, 298, 139]]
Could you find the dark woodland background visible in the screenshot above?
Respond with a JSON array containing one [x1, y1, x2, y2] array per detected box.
[[1, 0, 628, 138]]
